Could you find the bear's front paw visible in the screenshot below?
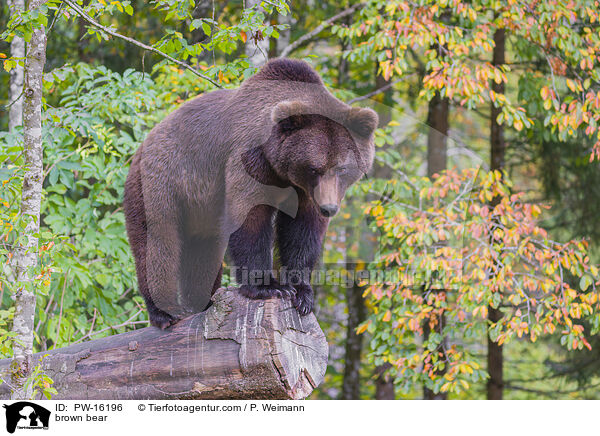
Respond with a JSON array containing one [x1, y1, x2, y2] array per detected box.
[[239, 283, 296, 301], [149, 307, 180, 330], [292, 283, 314, 316]]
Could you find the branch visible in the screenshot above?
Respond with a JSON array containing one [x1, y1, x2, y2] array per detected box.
[[505, 382, 600, 398], [71, 309, 145, 344], [1, 89, 24, 111], [62, 0, 221, 88], [280, 3, 365, 58], [347, 79, 402, 104]]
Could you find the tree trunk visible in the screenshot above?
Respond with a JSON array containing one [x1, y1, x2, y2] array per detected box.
[[487, 27, 506, 401], [276, 7, 293, 56], [426, 94, 449, 177], [245, 0, 269, 67], [341, 263, 366, 399], [371, 63, 396, 398], [7, 0, 25, 131], [0, 288, 328, 400], [338, 42, 366, 398], [490, 29, 506, 172], [374, 363, 395, 399], [487, 306, 503, 400], [424, 92, 449, 400], [9, 0, 47, 400]]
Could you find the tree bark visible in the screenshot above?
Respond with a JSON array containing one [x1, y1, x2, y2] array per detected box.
[[0, 288, 328, 400], [9, 0, 47, 401], [424, 92, 449, 400], [487, 27, 506, 401], [7, 0, 25, 131]]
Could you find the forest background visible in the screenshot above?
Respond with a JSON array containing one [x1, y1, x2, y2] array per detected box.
[[1, 0, 600, 400]]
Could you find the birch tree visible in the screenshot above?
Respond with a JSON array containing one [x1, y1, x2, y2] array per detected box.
[[6, 0, 25, 132], [10, 0, 47, 400]]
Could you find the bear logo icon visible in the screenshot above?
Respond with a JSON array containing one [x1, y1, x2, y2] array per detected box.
[[2, 402, 50, 433]]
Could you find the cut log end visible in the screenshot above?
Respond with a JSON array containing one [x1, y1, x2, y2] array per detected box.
[[0, 287, 328, 400]]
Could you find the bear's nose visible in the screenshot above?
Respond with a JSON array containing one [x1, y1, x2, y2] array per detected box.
[[319, 204, 339, 217]]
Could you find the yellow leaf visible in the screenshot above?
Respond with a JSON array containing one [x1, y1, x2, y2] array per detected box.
[[513, 119, 523, 131], [382, 310, 391, 322], [240, 31, 247, 43], [356, 322, 369, 335]]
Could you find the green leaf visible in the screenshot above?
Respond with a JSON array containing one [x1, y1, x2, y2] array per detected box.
[[580, 275, 592, 291]]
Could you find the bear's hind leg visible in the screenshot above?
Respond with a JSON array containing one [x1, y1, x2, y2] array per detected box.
[[132, 225, 177, 329], [144, 216, 188, 324], [124, 159, 178, 329]]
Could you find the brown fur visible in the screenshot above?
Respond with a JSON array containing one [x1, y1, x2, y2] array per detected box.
[[123, 58, 378, 328]]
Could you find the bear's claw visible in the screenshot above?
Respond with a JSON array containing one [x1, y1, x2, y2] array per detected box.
[[292, 284, 314, 316], [239, 283, 296, 301]]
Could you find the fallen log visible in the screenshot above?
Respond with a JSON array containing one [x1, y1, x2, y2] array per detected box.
[[0, 287, 328, 400]]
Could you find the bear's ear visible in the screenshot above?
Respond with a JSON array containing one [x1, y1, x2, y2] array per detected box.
[[271, 100, 311, 132], [271, 100, 310, 123], [346, 107, 379, 139]]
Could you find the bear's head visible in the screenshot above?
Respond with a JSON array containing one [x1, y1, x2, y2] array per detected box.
[[267, 100, 378, 218]]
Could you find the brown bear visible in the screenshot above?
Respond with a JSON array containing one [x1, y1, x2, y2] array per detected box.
[[123, 58, 378, 329]]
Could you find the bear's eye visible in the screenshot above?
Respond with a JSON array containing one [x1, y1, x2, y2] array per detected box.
[[336, 166, 348, 175], [309, 168, 321, 176]]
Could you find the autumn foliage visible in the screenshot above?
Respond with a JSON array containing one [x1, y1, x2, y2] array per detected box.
[[360, 168, 600, 394], [337, 0, 600, 154]]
